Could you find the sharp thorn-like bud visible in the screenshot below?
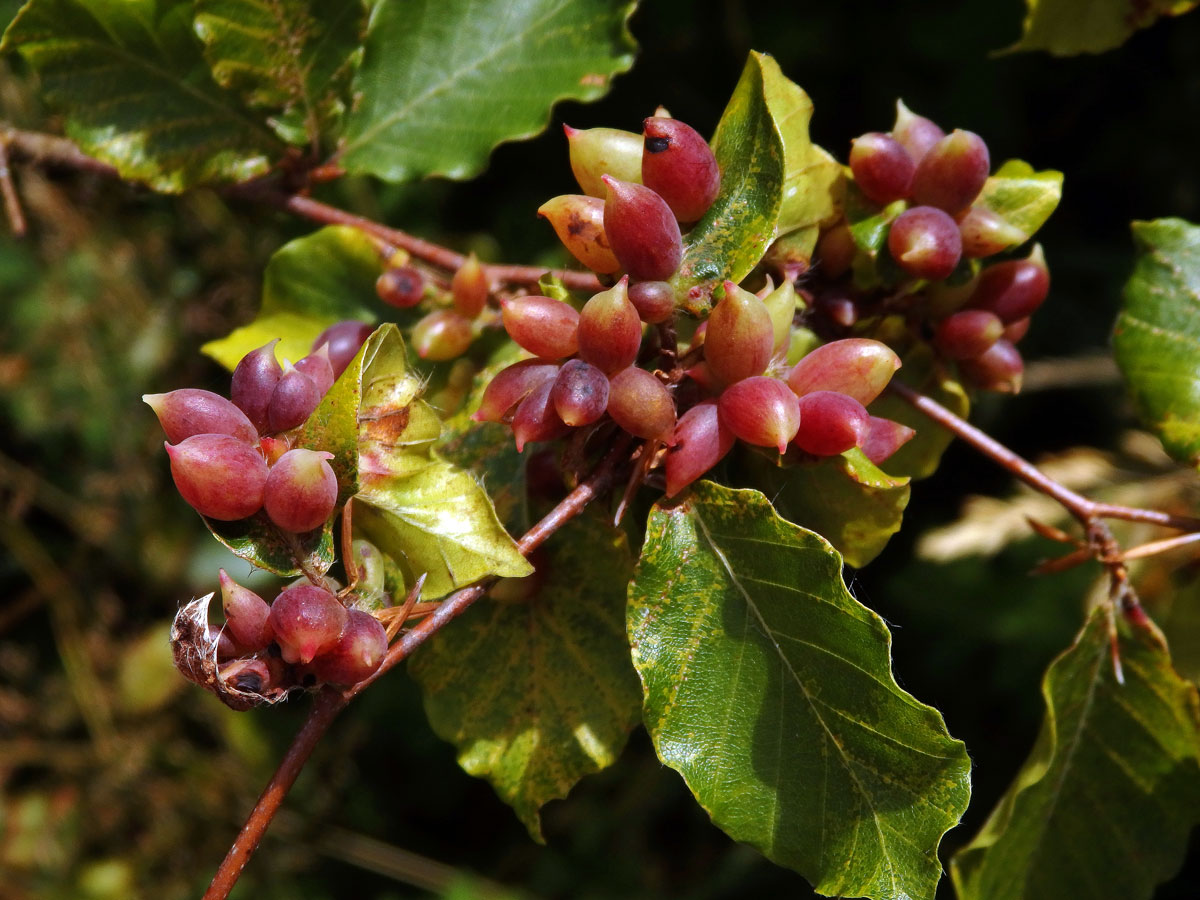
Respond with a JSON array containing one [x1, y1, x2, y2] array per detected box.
[[641, 117, 721, 223], [312, 321, 373, 379], [957, 205, 1028, 258], [718, 376, 801, 453], [144, 388, 259, 444], [264, 448, 339, 533], [269, 584, 347, 666], [601, 176, 683, 281], [472, 359, 560, 423], [786, 338, 901, 406], [565, 124, 644, 198], [267, 362, 322, 433], [219, 569, 273, 651], [959, 339, 1024, 393], [538, 195, 622, 274], [295, 345, 335, 396], [933, 310, 1005, 360], [511, 379, 570, 452], [607, 366, 676, 442], [792, 391, 871, 457], [911, 129, 990, 215], [451, 253, 490, 318], [310, 609, 388, 685], [891, 99, 945, 164], [627, 280, 677, 324], [816, 221, 856, 279], [849, 132, 915, 206], [817, 290, 859, 329], [231, 339, 283, 433], [664, 401, 735, 497], [861, 416, 916, 465], [376, 265, 426, 308], [500, 295, 580, 359], [411, 310, 474, 361], [550, 359, 610, 426], [577, 277, 643, 374], [1003, 317, 1031, 344], [704, 280, 774, 385], [887, 206, 963, 281], [968, 252, 1050, 323], [165, 434, 268, 521]]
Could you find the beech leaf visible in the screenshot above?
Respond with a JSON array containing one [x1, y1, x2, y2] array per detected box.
[[1, 0, 280, 191], [758, 54, 843, 238], [339, 0, 637, 183], [952, 609, 1200, 899], [628, 482, 971, 900], [1113, 218, 1200, 466], [193, 0, 365, 146], [976, 160, 1063, 242], [671, 51, 785, 315], [410, 514, 640, 838], [741, 448, 910, 568]]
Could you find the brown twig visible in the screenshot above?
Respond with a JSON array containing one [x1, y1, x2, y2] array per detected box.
[[1, 125, 605, 293], [201, 686, 346, 900], [0, 136, 27, 236], [2, 125, 118, 177], [201, 439, 632, 900], [888, 380, 1200, 533], [1122, 530, 1200, 561], [272, 193, 604, 292], [888, 379, 1186, 657]]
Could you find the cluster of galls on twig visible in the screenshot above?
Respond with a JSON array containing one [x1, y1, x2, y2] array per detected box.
[[148, 325, 394, 709], [815, 101, 1051, 392], [464, 113, 915, 491]]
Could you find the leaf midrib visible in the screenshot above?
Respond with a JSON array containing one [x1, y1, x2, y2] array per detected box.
[[690, 505, 900, 897], [344, 0, 567, 154]]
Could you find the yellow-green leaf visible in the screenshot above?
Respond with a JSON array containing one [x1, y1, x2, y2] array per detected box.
[[758, 54, 843, 238], [194, 0, 365, 147], [1006, 0, 1198, 55], [671, 51, 785, 315], [203, 225, 383, 371], [741, 447, 910, 568], [976, 160, 1063, 242]]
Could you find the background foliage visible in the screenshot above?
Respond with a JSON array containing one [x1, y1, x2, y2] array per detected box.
[[3, 0, 1200, 898]]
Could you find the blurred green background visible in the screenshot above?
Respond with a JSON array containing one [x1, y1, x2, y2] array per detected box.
[[3, 1, 1200, 897]]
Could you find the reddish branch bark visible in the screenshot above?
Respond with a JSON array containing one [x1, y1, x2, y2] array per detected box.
[[1, 125, 606, 291], [276, 194, 605, 293], [888, 380, 1200, 533]]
